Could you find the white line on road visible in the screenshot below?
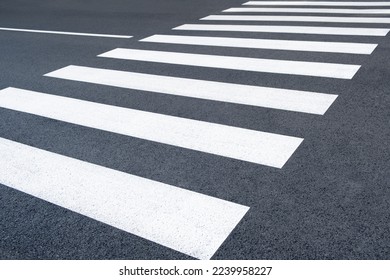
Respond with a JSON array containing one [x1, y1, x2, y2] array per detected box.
[[243, 1, 390, 6], [174, 24, 390, 36], [0, 137, 249, 260], [0, 27, 132, 38], [201, 15, 390, 23], [98, 48, 360, 79], [0, 87, 303, 168], [224, 7, 390, 14], [45, 65, 337, 115], [141, 34, 377, 54]]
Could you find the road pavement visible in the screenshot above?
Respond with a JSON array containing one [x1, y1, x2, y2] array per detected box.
[[0, 0, 389, 259]]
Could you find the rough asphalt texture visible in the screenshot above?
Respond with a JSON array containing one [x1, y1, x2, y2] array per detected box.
[[0, 0, 389, 259]]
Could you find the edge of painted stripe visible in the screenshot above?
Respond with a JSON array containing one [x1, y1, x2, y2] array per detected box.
[[243, 1, 390, 6], [223, 7, 390, 14], [44, 65, 338, 115], [0, 87, 304, 168], [97, 48, 361, 79], [0, 137, 249, 259], [141, 34, 377, 54], [200, 15, 390, 23], [172, 24, 390, 36]]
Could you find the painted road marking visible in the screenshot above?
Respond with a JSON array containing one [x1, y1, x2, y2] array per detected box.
[[0, 87, 303, 168], [224, 7, 390, 14], [243, 1, 390, 6], [201, 15, 390, 23], [98, 48, 360, 79], [141, 34, 377, 54], [0, 27, 132, 38], [0, 137, 249, 260], [45, 65, 337, 115], [174, 24, 390, 36]]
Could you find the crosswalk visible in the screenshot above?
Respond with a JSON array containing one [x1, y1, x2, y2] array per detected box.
[[174, 24, 390, 36], [45, 65, 337, 114], [201, 15, 390, 23], [0, 87, 303, 167], [223, 7, 390, 14], [0, 1, 389, 259], [98, 48, 360, 78], [243, 1, 390, 6], [0, 137, 249, 260], [141, 34, 377, 54]]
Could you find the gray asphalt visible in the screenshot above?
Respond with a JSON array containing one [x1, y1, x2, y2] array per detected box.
[[0, 0, 389, 260]]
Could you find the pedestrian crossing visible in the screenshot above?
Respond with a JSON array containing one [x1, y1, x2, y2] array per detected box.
[[1, 0, 389, 260], [0, 87, 303, 167], [98, 48, 360, 79], [201, 15, 390, 23], [141, 34, 377, 54], [224, 8, 390, 14], [244, 1, 390, 6], [174, 24, 390, 36], [45, 65, 337, 114], [0, 137, 249, 260]]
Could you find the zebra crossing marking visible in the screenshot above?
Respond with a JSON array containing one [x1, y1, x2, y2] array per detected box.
[[0, 137, 249, 260], [98, 48, 360, 79], [243, 1, 390, 6], [0, 87, 304, 168], [224, 8, 390, 14], [201, 15, 390, 23], [141, 34, 377, 54], [2, 1, 383, 259], [173, 24, 390, 36], [45, 65, 337, 115]]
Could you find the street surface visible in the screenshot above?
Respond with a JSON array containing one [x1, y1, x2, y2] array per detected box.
[[0, 0, 389, 259]]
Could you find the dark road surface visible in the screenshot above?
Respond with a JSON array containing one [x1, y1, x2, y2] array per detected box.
[[0, 0, 389, 259]]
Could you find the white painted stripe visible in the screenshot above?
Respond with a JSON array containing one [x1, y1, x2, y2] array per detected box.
[[0, 137, 249, 260], [225, 7, 390, 14], [174, 24, 390, 36], [0, 27, 132, 38], [141, 34, 377, 54], [0, 87, 303, 168], [244, 1, 390, 6], [98, 48, 360, 79], [45, 65, 337, 115], [201, 15, 390, 23]]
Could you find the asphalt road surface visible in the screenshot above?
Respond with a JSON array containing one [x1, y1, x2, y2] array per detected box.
[[0, 0, 389, 260]]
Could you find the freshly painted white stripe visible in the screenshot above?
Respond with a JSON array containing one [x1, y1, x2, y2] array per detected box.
[[174, 24, 390, 36], [201, 15, 390, 23], [45, 65, 337, 115], [141, 34, 377, 54], [0, 27, 132, 38], [98, 48, 360, 79], [0, 137, 249, 260], [0, 87, 304, 168], [224, 7, 390, 14], [244, 1, 390, 6]]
